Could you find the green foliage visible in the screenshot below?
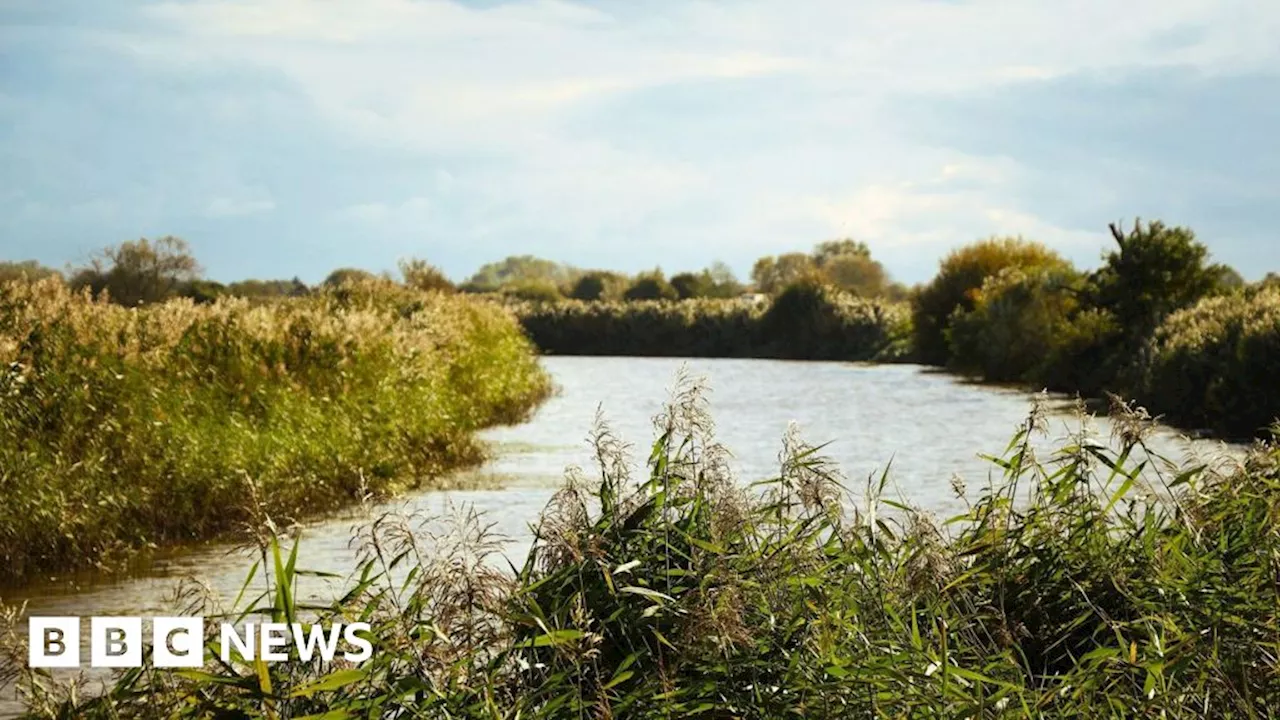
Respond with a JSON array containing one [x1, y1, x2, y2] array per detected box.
[[568, 270, 627, 301], [226, 277, 310, 299], [751, 252, 817, 294], [947, 266, 1086, 383], [463, 254, 576, 293], [759, 279, 911, 360], [21, 385, 1280, 718], [1132, 287, 1280, 438], [502, 278, 564, 303], [911, 237, 1070, 366], [0, 260, 61, 284], [1091, 220, 1231, 347], [69, 236, 202, 307], [622, 271, 678, 301], [515, 291, 909, 362], [670, 263, 744, 299], [398, 257, 455, 293], [0, 276, 552, 583], [322, 267, 378, 287]]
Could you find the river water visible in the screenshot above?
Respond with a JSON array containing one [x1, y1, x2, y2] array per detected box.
[[0, 357, 1247, 715]]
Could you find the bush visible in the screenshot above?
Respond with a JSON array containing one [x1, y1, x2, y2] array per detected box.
[[0, 276, 552, 582], [399, 258, 456, 293], [946, 266, 1084, 383], [502, 278, 564, 303], [911, 237, 1070, 366], [1132, 287, 1280, 438], [1090, 220, 1233, 347], [623, 272, 679, 301], [759, 280, 911, 361], [569, 270, 628, 301]]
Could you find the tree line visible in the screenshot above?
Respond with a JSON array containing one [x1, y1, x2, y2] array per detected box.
[[0, 235, 914, 306]]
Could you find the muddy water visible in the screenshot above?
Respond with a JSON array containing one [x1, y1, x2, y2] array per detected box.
[[0, 357, 1246, 715]]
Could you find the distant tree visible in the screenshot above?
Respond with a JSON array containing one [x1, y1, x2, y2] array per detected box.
[[751, 253, 818, 294], [228, 278, 310, 298], [821, 253, 889, 297], [71, 236, 202, 306], [464, 255, 575, 293], [398, 258, 455, 293], [704, 261, 744, 297], [323, 268, 377, 287], [670, 271, 713, 299], [911, 237, 1070, 366], [179, 279, 227, 304], [623, 271, 678, 301], [1262, 272, 1280, 290], [1090, 220, 1230, 344], [502, 278, 563, 303], [0, 260, 61, 284], [569, 270, 627, 301], [1212, 265, 1245, 292], [812, 238, 871, 266]]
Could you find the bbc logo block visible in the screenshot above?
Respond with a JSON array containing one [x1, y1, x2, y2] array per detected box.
[[29, 616, 204, 668]]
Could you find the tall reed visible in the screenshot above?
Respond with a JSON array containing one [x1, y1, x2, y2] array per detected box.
[[11, 376, 1276, 718], [0, 277, 552, 583]]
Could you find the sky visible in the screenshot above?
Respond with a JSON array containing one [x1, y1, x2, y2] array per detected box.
[[1, 0, 1278, 286]]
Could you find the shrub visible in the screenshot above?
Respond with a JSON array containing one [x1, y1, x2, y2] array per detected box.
[[759, 280, 910, 361], [398, 257, 456, 293], [911, 237, 1070, 366], [1132, 286, 1280, 438], [622, 272, 678, 301], [502, 278, 564, 303], [946, 266, 1084, 383], [1090, 220, 1232, 347], [568, 271, 626, 301]]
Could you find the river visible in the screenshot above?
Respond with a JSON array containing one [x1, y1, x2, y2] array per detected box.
[[0, 356, 1246, 716]]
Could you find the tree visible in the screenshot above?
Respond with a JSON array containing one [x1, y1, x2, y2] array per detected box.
[[670, 271, 714, 299], [71, 236, 202, 306], [911, 237, 1070, 366], [704, 261, 744, 297], [569, 271, 627, 301], [227, 278, 310, 298], [463, 255, 575, 293], [323, 268, 377, 287], [751, 253, 817, 294], [821, 253, 889, 297], [813, 238, 871, 266], [399, 258, 455, 293], [1090, 220, 1228, 345], [623, 271, 678, 301]]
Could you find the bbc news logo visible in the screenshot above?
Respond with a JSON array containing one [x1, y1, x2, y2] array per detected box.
[[29, 617, 373, 668]]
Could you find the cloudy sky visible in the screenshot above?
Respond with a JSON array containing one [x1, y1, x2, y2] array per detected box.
[[2, 0, 1277, 285]]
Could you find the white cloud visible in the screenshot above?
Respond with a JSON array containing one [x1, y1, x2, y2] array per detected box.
[[9, 0, 1278, 280]]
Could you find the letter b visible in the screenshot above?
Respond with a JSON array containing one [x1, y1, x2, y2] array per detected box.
[[29, 617, 80, 668], [91, 617, 142, 668]]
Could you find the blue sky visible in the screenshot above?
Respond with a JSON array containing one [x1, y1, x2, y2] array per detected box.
[[2, 0, 1278, 285]]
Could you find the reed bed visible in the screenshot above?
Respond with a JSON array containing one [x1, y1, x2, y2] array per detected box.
[[514, 283, 912, 362], [9, 377, 1277, 718], [0, 277, 552, 583]]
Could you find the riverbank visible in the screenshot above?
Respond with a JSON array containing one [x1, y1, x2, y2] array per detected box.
[[7, 378, 1274, 718], [0, 278, 552, 585], [513, 282, 912, 362]]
